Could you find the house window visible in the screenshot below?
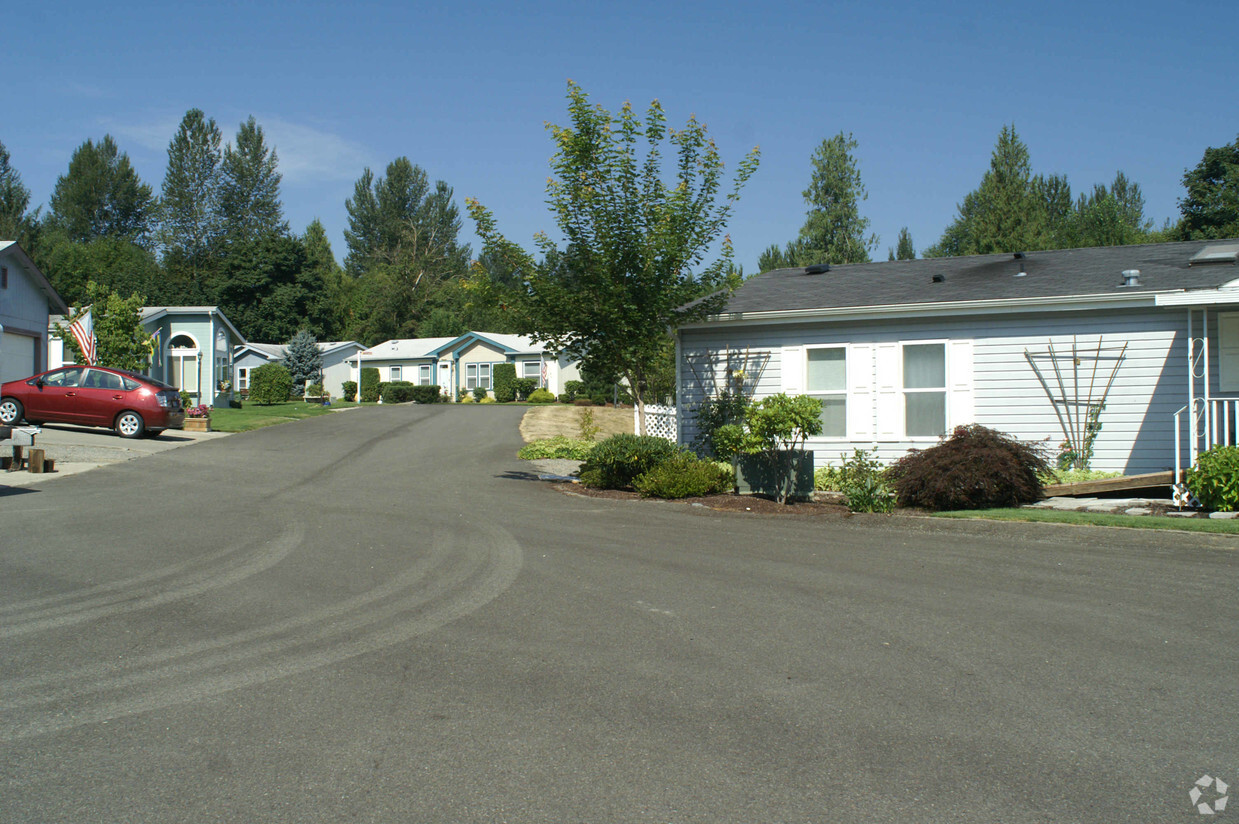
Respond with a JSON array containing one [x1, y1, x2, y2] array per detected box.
[[390, 365, 402, 382], [168, 334, 200, 400], [806, 347, 846, 437], [418, 364, 432, 385], [237, 367, 249, 392], [523, 360, 541, 379], [903, 343, 946, 437], [465, 363, 493, 390]]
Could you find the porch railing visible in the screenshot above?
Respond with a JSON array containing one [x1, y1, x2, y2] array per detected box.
[[1174, 397, 1239, 482]]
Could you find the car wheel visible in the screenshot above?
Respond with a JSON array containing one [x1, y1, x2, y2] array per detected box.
[[115, 411, 145, 439], [0, 398, 23, 425]]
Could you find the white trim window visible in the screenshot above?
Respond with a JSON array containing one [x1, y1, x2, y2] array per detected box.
[[418, 364, 432, 385], [236, 367, 249, 392], [805, 346, 847, 438], [465, 363, 493, 390], [522, 360, 542, 386], [902, 342, 947, 438], [390, 365, 402, 382]]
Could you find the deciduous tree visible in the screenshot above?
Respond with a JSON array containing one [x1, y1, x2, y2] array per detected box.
[[467, 82, 759, 432], [1177, 134, 1239, 240], [0, 139, 37, 246]]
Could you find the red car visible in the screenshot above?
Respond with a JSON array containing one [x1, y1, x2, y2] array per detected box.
[[0, 365, 186, 438]]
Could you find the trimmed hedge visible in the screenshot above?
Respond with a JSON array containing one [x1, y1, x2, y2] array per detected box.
[[513, 378, 537, 400], [341, 380, 357, 402], [381, 381, 415, 404], [360, 367, 381, 403], [409, 384, 441, 404], [527, 388, 556, 404], [493, 363, 517, 402], [249, 363, 293, 405]]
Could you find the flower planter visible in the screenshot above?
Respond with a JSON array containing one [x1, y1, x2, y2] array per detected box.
[[183, 417, 211, 432], [735, 450, 815, 501]]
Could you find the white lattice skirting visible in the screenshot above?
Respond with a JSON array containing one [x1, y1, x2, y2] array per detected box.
[[638, 404, 678, 442]]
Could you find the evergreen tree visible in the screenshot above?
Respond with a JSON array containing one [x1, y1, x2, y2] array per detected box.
[[158, 109, 223, 296], [47, 135, 155, 244], [219, 116, 286, 245], [343, 158, 470, 341], [282, 329, 323, 389], [889, 227, 915, 260], [1177, 134, 1239, 240], [303, 219, 348, 339], [0, 139, 37, 245], [793, 132, 878, 265], [1071, 171, 1152, 247], [758, 241, 799, 272]]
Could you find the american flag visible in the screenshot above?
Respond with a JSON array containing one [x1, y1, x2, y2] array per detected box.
[[69, 309, 96, 365], [540, 359, 547, 388]]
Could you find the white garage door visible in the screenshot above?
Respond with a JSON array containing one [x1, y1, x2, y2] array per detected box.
[[1, 331, 37, 383]]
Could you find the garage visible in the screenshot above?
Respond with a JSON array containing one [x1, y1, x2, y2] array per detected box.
[[1, 330, 37, 383]]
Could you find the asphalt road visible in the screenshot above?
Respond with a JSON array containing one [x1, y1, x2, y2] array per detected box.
[[1, 405, 1236, 823]]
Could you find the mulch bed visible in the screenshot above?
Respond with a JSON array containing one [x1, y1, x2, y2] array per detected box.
[[551, 482, 855, 517]]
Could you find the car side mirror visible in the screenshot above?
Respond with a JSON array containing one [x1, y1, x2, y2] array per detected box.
[[35, 377, 44, 388]]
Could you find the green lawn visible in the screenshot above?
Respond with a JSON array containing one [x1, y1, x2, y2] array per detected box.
[[934, 508, 1239, 535], [208, 401, 361, 432]]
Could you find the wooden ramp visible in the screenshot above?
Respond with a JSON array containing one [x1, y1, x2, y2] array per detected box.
[[1042, 471, 1174, 497]]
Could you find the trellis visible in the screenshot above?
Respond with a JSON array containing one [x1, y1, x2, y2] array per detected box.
[[1024, 337, 1127, 470]]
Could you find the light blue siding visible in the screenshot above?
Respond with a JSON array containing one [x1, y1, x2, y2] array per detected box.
[[679, 307, 1208, 475]]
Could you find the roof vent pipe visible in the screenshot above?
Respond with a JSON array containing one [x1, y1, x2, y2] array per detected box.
[[931, 274, 946, 283], [1121, 269, 1141, 287], [803, 264, 831, 275]]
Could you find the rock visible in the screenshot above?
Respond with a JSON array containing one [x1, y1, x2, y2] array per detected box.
[[1208, 511, 1238, 520], [1123, 507, 1153, 516]]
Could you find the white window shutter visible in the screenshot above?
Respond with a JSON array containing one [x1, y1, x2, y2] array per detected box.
[[948, 339, 975, 428], [781, 345, 804, 395], [848, 344, 874, 440], [875, 343, 901, 440]]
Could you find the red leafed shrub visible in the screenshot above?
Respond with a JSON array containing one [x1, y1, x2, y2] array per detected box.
[[887, 424, 1050, 511]]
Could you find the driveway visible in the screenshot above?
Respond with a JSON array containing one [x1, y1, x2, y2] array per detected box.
[[0, 421, 228, 486], [1, 404, 1236, 823]]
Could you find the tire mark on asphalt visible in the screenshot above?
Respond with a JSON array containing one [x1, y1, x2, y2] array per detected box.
[[0, 527, 303, 640], [0, 522, 522, 741]]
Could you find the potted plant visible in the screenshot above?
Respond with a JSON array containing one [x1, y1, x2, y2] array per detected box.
[[304, 383, 327, 404], [184, 404, 212, 432], [714, 394, 822, 504]]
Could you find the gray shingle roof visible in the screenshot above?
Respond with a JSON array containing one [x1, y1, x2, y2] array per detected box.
[[713, 239, 1239, 316]]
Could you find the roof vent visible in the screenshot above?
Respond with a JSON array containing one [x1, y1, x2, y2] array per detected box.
[[1120, 269, 1141, 287], [1189, 243, 1239, 266], [931, 274, 946, 283], [1013, 252, 1026, 260], [802, 264, 831, 275]]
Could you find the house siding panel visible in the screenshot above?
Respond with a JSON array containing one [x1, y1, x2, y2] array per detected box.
[[679, 307, 1196, 475]]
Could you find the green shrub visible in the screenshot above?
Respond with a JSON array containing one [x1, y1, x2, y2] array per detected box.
[[564, 380, 585, 401], [1186, 445, 1239, 511], [305, 383, 325, 397], [249, 363, 294, 405], [1038, 468, 1123, 486], [381, 381, 415, 403], [472, 386, 488, 401], [341, 380, 357, 402], [229, 398, 243, 409], [838, 449, 895, 513], [479, 396, 497, 404], [814, 465, 845, 492], [716, 394, 824, 504], [557, 393, 571, 403], [633, 452, 733, 499], [360, 368, 380, 403], [578, 434, 680, 490], [527, 388, 556, 404], [459, 393, 475, 403], [887, 424, 1050, 511], [493, 363, 517, 402], [409, 384, 441, 404], [513, 378, 537, 400], [517, 436, 597, 461]]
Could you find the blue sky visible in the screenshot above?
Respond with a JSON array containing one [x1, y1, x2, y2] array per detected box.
[[5, 0, 1236, 272]]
